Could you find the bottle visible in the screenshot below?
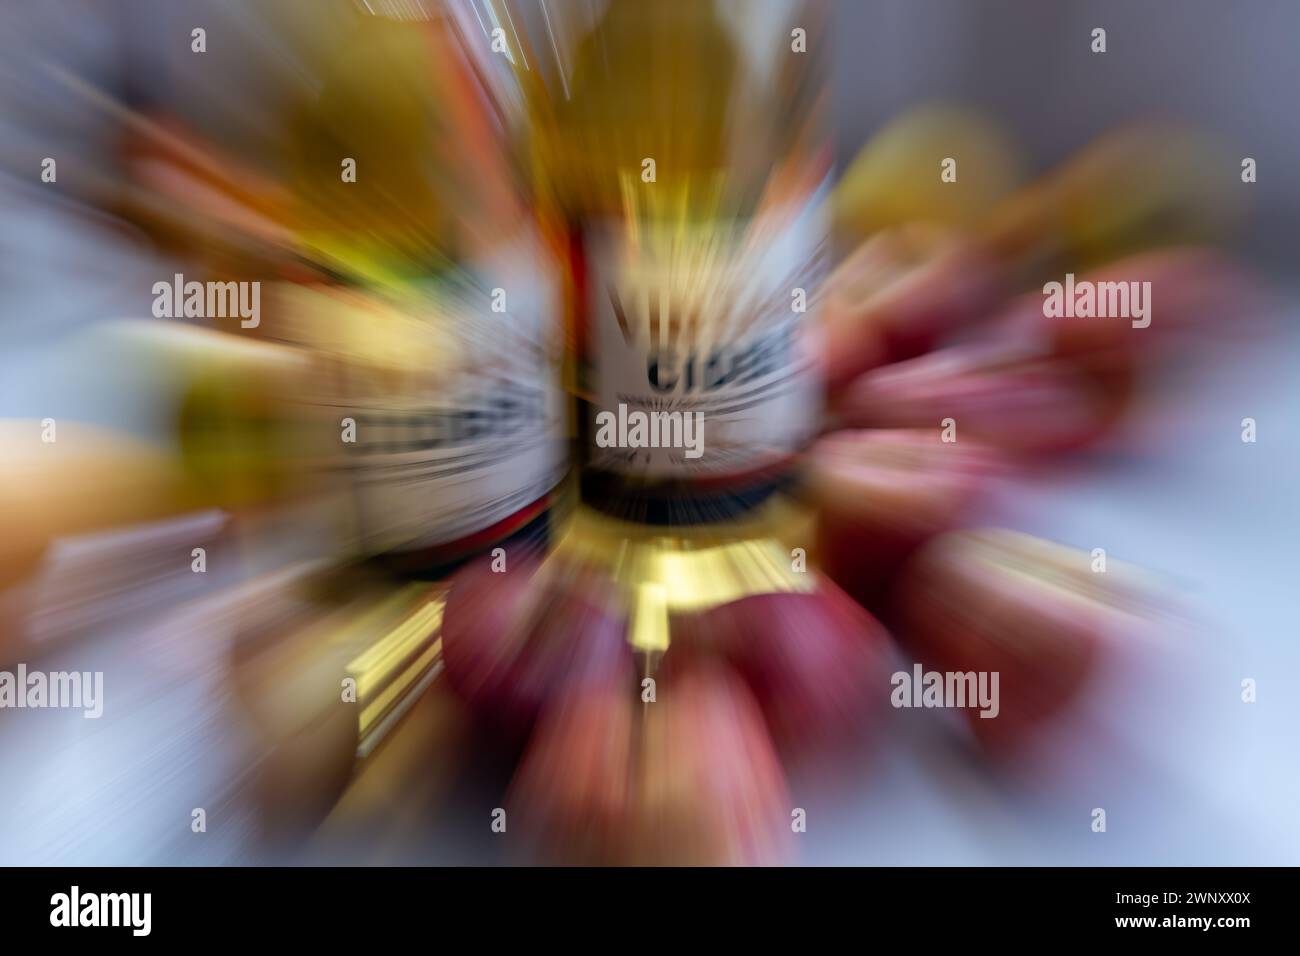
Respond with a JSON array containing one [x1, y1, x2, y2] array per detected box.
[[549, 0, 832, 525], [282, 3, 567, 575]]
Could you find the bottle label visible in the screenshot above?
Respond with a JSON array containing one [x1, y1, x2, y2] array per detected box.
[[325, 239, 566, 554], [586, 193, 828, 480]]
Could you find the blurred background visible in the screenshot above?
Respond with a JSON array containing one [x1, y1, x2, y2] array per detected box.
[[1, 0, 1297, 865], [833, 0, 1300, 270]]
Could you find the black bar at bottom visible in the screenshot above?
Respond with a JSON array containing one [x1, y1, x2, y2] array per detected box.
[[0, 866, 1283, 942]]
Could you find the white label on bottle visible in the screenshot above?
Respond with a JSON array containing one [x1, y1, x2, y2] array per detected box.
[[587, 193, 828, 478], [343, 239, 566, 553]]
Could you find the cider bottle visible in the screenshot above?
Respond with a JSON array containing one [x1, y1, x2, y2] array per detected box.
[[551, 0, 832, 525], [284, 3, 566, 573]]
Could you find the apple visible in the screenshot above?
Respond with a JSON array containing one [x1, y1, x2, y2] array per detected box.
[[958, 248, 1265, 454], [892, 529, 1164, 751], [988, 247, 1260, 363], [441, 553, 632, 738], [632, 660, 792, 865], [820, 224, 1003, 392], [510, 660, 791, 865], [833, 105, 1024, 244], [439, 553, 546, 734], [662, 580, 893, 760], [982, 123, 1242, 285], [803, 428, 1002, 609], [0, 419, 215, 666], [0, 420, 204, 592], [833, 342, 1122, 453], [507, 684, 635, 865]]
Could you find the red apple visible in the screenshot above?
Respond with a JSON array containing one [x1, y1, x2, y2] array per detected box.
[[511, 660, 791, 865], [833, 342, 1122, 453], [804, 428, 1002, 608], [991, 247, 1261, 367], [508, 684, 635, 865], [632, 661, 792, 866], [892, 529, 1161, 751], [820, 224, 1003, 393], [440, 553, 545, 734], [663, 581, 893, 760], [441, 553, 632, 737]]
